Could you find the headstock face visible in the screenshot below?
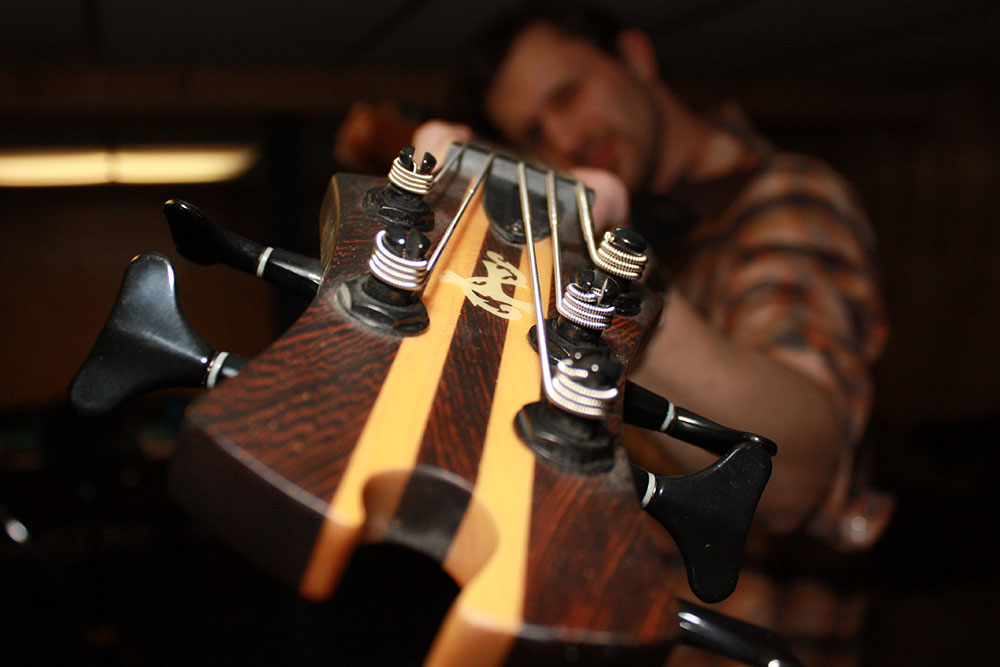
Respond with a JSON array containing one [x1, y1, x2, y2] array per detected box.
[[170, 145, 678, 663]]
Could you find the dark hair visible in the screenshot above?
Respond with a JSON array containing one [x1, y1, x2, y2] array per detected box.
[[456, 1, 627, 139]]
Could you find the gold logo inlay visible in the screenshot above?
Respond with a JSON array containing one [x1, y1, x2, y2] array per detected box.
[[441, 251, 534, 320]]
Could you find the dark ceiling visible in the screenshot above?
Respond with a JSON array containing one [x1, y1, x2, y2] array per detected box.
[[2, 0, 999, 80]]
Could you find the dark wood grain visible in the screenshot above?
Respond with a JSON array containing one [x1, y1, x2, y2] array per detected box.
[[169, 174, 409, 585], [169, 148, 680, 664], [385, 234, 522, 559], [506, 454, 680, 663], [413, 233, 521, 479]]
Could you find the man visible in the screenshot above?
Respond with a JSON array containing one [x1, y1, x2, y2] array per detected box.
[[415, 3, 890, 663]]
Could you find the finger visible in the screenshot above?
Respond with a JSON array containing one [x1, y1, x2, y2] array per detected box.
[[412, 120, 474, 171], [334, 102, 417, 171], [570, 167, 631, 235]]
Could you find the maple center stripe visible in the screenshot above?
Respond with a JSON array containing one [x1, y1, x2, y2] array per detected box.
[[299, 191, 489, 600], [427, 236, 553, 666]]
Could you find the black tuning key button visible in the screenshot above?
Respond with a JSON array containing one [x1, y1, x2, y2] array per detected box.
[[630, 442, 772, 604], [69, 254, 247, 416], [622, 380, 777, 603], [675, 598, 804, 666], [164, 199, 322, 301]]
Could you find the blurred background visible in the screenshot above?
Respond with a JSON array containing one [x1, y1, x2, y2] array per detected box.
[[1, 1, 998, 664]]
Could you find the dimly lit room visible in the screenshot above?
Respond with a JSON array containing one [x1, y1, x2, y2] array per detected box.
[[2, 1, 998, 665]]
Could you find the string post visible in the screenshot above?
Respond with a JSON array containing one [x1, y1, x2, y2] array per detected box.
[[338, 223, 432, 335], [418, 151, 437, 175], [363, 145, 437, 229], [595, 227, 648, 282], [548, 349, 622, 419], [388, 147, 436, 196], [557, 269, 618, 332], [515, 348, 622, 473], [367, 224, 431, 292]]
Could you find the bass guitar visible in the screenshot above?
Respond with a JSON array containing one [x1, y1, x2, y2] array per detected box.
[[71, 143, 800, 666]]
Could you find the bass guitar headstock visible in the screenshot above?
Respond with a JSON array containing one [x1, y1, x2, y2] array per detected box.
[[173, 143, 674, 663], [70, 143, 800, 666]]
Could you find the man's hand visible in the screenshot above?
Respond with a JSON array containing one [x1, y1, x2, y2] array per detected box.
[[412, 120, 473, 171], [569, 167, 631, 236], [414, 121, 631, 237]]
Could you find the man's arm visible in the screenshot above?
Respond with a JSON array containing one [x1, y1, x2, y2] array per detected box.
[[630, 289, 843, 533], [628, 155, 886, 536], [412, 121, 880, 535]]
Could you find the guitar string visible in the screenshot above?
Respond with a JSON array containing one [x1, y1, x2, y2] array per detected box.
[[545, 170, 613, 335], [573, 181, 647, 281], [430, 143, 467, 187], [574, 180, 602, 266], [519, 162, 618, 418], [425, 151, 497, 276], [516, 160, 556, 396], [545, 169, 565, 315]]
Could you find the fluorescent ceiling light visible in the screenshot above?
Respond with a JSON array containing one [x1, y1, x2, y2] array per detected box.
[[0, 144, 259, 187], [0, 149, 109, 187]]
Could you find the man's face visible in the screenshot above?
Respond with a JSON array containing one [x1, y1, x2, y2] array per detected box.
[[485, 22, 660, 190]]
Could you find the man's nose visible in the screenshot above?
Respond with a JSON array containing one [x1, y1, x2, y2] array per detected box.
[[539, 111, 586, 164]]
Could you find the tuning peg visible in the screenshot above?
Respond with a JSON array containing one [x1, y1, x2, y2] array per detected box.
[[676, 598, 803, 666], [630, 441, 771, 603], [622, 381, 775, 602], [338, 224, 432, 335], [164, 199, 322, 301], [595, 227, 648, 316], [69, 253, 247, 416], [363, 146, 437, 229], [515, 348, 623, 473], [623, 381, 777, 457]]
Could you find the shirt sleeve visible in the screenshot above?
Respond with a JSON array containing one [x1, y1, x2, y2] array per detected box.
[[679, 154, 892, 548]]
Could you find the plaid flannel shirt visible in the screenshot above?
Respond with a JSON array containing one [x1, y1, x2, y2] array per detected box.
[[648, 106, 892, 666]]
